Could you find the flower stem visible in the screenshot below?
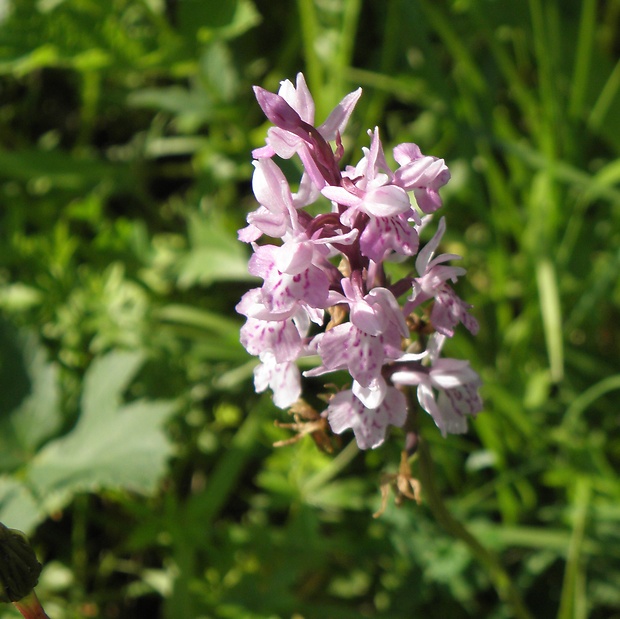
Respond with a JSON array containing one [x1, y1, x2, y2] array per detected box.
[[417, 438, 534, 619], [12, 592, 51, 619], [302, 439, 359, 495]]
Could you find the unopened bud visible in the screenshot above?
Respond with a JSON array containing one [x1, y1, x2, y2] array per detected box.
[[252, 87, 305, 132], [0, 523, 42, 604]]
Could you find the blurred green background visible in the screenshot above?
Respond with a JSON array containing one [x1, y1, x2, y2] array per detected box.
[[0, 0, 619, 617]]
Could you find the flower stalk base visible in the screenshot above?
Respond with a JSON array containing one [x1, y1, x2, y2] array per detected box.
[[417, 439, 534, 619]]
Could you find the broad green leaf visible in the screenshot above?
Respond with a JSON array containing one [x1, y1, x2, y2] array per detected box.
[[0, 350, 177, 533], [28, 398, 176, 501], [79, 350, 145, 420], [10, 332, 62, 452], [0, 476, 42, 533], [26, 350, 176, 503], [0, 325, 62, 471]]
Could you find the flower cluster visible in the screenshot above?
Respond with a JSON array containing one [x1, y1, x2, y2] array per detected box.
[[237, 74, 482, 450]]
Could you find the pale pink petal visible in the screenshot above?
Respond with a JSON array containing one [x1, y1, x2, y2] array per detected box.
[[415, 217, 446, 275], [438, 382, 482, 419], [390, 368, 426, 387], [327, 387, 407, 449], [430, 359, 480, 390], [251, 143, 276, 159], [318, 87, 363, 140], [415, 382, 450, 436], [393, 142, 423, 165], [362, 185, 411, 217], [367, 288, 409, 337], [395, 156, 450, 190], [430, 286, 479, 336], [413, 188, 443, 213], [245, 206, 288, 239], [252, 159, 295, 216], [265, 126, 304, 159], [352, 376, 387, 409], [349, 298, 387, 336], [432, 400, 469, 435], [279, 73, 315, 124], [321, 185, 362, 208], [254, 357, 301, 409], [238, 221, 263, 243], [317, 324, 384, 387], [274, 239, 315, 274], [293, 173, 321, 209], [240, 318, 302, 363], [359, 213, 419, 262]]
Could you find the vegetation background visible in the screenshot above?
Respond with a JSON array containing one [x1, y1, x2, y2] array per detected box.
[[0, 0, 619, 617]]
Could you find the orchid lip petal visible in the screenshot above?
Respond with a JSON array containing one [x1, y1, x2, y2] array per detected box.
[[362, 185, 411, 217]]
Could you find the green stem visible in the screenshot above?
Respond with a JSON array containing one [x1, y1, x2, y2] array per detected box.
[[302, 439, 359, 495], [557, 477, 591, 619], [417, 439, 534, 619]]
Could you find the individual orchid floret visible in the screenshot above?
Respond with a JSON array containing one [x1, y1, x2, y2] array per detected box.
[[248, 241, 332, 314], [406, 217, 479, 336], [391, 356, 483, 437], [307, 276, 408, 388], [239, 313, 304, 364], [393, 143, 451, 213], [238, 158, 300, 243], [237, 293, 310, 410], [326, 385, 408, 450]]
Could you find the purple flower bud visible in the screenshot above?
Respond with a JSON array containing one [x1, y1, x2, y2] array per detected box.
[[253, 86, 307, 133]]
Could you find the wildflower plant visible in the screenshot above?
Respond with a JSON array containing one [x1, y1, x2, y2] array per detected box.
[[237, 73, 482, 452]]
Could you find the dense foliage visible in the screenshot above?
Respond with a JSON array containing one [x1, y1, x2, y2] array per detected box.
[[0, 1, 619, 617]]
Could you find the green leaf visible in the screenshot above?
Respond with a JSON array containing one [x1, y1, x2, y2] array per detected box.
[[0, 319, 31, 419], [79, 350, 145, 420], [0, 477, 42, 533], [28, 351, 176, 502], [9, 333, 62, 452], [0, 325, 62, 471], [28, 398, 176, 502], [0, 350, 177, 532]]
